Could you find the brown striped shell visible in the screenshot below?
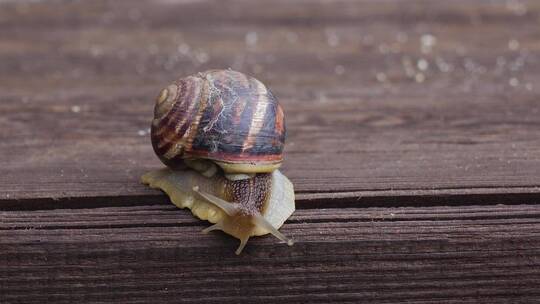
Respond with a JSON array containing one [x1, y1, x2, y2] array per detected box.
[[151, 69, 286, 174]]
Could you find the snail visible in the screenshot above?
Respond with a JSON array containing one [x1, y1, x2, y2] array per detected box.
[[141, 69, 295, 255]]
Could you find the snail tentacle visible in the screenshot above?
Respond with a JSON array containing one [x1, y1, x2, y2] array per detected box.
[[194, 187, 249, 254], [194, 187, 252, 255], [193, 187, 238, 216], [195, 184, 294, 250], [202, 223, 223, 234], [251, 212, 294, 246], [236, 237, 250, 255]]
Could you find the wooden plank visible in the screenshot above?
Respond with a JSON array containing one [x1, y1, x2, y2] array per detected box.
[[2, 203, 540, 303], [1, 0, 540, 202]]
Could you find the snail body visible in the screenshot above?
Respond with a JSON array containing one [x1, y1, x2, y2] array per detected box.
[[142, 70, 295, 254], [141, 167, 294, 254]]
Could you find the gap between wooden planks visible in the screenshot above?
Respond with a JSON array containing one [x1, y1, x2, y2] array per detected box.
[[2, 187, 540, 211]]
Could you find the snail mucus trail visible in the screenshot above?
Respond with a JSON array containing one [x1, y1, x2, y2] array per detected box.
[[141, 69, 295, 255]]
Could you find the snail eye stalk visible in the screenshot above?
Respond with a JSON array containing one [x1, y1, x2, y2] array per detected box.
[[194, 187, 294, 248]]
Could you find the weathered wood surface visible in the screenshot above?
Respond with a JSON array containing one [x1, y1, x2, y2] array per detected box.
[[1, 0, 540, 303], [2, 203, 540, 303], [1, 0, 540, 203]]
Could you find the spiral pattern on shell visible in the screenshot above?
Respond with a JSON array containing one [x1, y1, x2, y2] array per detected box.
[[151, 69, 286, 173]]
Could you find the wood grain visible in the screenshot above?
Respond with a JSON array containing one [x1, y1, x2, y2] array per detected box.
[[2, 203, 540, 303], [1, 1, 540, 302], [1, 0, 540, 203]]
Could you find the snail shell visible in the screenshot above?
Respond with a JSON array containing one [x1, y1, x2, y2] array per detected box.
[[151, 69, 286, 174], [142, 69, 295, 254]]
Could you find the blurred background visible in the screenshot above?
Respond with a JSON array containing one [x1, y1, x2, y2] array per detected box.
[[1, 0, 538, 198]]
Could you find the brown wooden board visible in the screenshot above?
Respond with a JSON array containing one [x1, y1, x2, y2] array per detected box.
[[1, 0, 540, 302], [2, 203, 540, 303], [1, 0, 540, 203]]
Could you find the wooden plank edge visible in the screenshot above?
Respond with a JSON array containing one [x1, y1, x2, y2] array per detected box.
[[1, 186, 540, 210]]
